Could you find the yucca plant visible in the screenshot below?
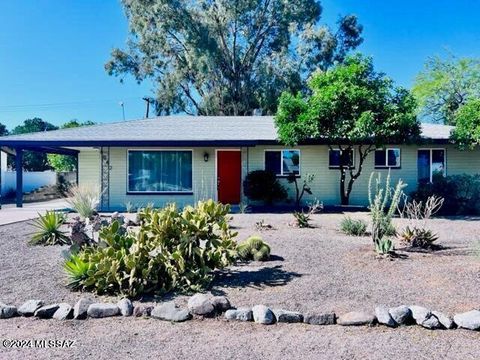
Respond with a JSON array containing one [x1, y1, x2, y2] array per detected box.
[[237, 235, 271, 261], [340, 217, 368, 236], [66, 185, 100, 219], [64, 254, 90, 290], [30, 211, 70, 245]]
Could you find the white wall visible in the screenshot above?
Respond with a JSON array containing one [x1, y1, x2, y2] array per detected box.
[[1, 171, 57, 196]]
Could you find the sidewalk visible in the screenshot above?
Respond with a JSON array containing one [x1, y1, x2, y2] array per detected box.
[[0, 199, 70, 226]]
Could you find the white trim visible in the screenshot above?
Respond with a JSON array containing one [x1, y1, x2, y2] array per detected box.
[[215, 149, 241, 202], [263, 149, 301, 176], [417, 148, 447, 182], [328, 148, 355, 169], [126, 148, 194, 194], [374, 147, 401, 169]]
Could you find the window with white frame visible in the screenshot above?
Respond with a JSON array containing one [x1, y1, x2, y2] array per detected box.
[[375, 148, 401, 168], [128, 150, 193, 193], [329, 148, 354, 168], [264, 150, 300, 176], [417, 149, 446, 184]]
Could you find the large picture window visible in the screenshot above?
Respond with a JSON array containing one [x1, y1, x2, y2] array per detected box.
[[265, 150, 300, 176], [375, 148, 401, 168], [128, 150, 193, 193], [417, 149, 445, 184], [329, 149, 354, 168]]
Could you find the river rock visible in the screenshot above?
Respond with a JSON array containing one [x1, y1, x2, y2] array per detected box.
[[272, 309, 303, 323], [432, 311, 454, 329], [133, 305, 153, 317], [337, 311, 376, 326], [87, 303, 119, 318], [35, 304, 60, 319], [211, 296, 231, 312], [252, 305, 275, 325], [0, 303, 17, 319], [18, 300, 44, 317], [375, 306, 396, 327], [454, 310, 480, 330], [53, 303, 73, 320], [73, 298, 94, 320], [389, 305, 411, 325], [151, 302, 191, 322], [225, 308, 253, 321], [117, 298, 133, 317], [188, 294, 215, 316], [304, 312, 336, 325]]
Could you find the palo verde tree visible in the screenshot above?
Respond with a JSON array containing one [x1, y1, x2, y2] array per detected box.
[[451, 98, 480, 149], [275, 55, 420, 205], [106, 0, 363, 116]]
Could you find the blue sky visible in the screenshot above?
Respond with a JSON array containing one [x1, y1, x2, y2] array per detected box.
[[0, 0, 479, 129]]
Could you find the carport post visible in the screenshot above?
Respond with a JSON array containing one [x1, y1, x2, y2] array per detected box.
[[15, 148, 23, 208]]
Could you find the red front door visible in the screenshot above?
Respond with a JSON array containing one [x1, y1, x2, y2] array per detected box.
[[217, 150, 241, 204]]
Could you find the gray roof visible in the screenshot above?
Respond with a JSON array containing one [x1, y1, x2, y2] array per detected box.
[[0, 116, 453, 147]]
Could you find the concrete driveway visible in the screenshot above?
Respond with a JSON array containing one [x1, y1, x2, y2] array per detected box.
[[0, 199, 70, 226]]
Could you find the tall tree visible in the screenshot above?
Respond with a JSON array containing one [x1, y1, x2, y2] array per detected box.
[[412, 54, 480, 125], [106, 0, 363, 116], [451, 99, 480, 149], [47, 120, 95, 172], [0, 123, 8, 137], [11, 118, 58, 171], [275, 55, 420, 205]]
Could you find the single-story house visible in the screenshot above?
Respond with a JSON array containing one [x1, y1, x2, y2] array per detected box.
[[0, 116, 477, 210]]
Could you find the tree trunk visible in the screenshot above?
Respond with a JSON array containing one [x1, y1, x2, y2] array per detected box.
[[340, 168, 349, 205]]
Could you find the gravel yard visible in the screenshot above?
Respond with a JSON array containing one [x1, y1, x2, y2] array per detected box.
[[1, 212, 480, 359]]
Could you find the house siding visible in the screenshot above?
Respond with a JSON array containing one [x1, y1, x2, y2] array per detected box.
[[77, 144, 480, 210]]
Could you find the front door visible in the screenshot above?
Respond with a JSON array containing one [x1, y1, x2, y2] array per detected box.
[[217, 150, 241, 204]]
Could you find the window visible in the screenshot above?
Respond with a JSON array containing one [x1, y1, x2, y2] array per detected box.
[[417, 149, 446, 184], [128, 150, 193, 193], [375, 148, 401, 168], [264, 150, 300, 176], [329, 149, 354, 168]]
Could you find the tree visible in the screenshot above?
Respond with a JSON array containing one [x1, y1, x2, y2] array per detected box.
[[412, 54, 480, 125], [106, 0, 363, 116], [11, 118, 58, 171], [47, 120, 95, 172], [451, 99, 480, 149], [275, 55, 420, 205], [0, 123, 8, 137]]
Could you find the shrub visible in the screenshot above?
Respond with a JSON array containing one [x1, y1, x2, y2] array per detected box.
[[399, 226, 438, 249], [292, 200, 322, 228], [243, 170, 287, 205], [64, 254, 90, 290], [237, 236, 271, 261], [66, 185, 100, 218], [340, 217, 367, 236], [30, 211, 69, 245], [368, 172, 406, 254], [410, 174, 480, 215], [64, 200, 238, 297]]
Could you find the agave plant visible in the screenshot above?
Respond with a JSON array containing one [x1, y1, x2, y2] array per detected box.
[[30, 211, 70, 245], [399, 226, 438, 249], [64, 254, 90, 290], [375, 238, 393, 255]]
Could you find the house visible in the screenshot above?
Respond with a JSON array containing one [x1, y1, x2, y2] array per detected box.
[[0, 116, 477, 210]]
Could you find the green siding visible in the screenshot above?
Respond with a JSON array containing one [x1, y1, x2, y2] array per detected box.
[[77, 144, 480, 210]]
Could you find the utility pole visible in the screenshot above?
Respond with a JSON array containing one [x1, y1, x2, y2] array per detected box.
[[119, 102, 125, 121], [143, 97, 154, 118]]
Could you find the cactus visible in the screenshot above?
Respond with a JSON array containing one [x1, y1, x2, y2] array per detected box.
[[237, 236, 271, 261]]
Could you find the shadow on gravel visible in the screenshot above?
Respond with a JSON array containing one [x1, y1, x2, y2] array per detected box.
[[210, 265, 302, 294]]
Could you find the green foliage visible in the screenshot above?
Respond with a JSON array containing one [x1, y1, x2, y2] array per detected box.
[[375, 238, 393, 255], [237, 236, 271, 261], [410, 174, 480, 215], [293, 211, 311, 228], [368, 172, 406, 253], [413, 54, 480, 124], [399, 226, 438, 249], [238, 203, 250, 214], [451, 99, 480, 149], [106, 0, 363, 116], [243, 170, 287, 205], [0, 122, 8, 136], [65, 200, 238, 297], [276, 55, 419, 205], [64, 254, 90, 290], [66, 185, 100, 219], [340, 217, 367, 236], [30, 211, 69, 245], [124, 201, 136, 213]]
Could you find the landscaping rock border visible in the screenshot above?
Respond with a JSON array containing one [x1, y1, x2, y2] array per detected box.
[[3, 296, 480, 332]]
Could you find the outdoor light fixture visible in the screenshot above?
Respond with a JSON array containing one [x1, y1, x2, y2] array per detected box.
[[204, 152, 209, 162]]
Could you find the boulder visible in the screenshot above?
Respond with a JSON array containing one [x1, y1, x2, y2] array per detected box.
[[337, 311, 376, 326], [53, 303, 73, 320], [432, 311, 454, 329], [453, 310, 480, 330], [87, 303, 120, 318], [73, 298, 94, 320], [188, 294, 215, 316], [409, 305, 441, 329], [18, 300, 44, 317], [0, 303, 17, 319], [225, 308, 253, 322], [421, 315, 441, 330], [35, 304, 60, 319], [252, 305, 275, 325], [133, 305, 153, 317], [303, 312, 336, 325], [151, 302, 191, 322], [389, 306, 411, 325], [117, 298, 133, 317], [375, 306, 396, 327], [211, 296, 231, 313], [272, 309, 303, 323]]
